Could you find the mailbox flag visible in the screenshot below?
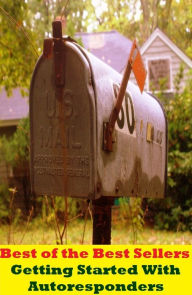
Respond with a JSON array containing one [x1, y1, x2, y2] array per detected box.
[[129, 40, 147, 93]]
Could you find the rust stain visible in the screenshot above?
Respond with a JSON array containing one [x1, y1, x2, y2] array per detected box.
[[43, 39, 53, 59]]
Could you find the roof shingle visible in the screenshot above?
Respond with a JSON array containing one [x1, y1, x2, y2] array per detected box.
[[75, 30, 132, 73], [0, 88, 28, 125]]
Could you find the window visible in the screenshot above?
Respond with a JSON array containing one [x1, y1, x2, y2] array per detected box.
[[148, 58, 171, 91]]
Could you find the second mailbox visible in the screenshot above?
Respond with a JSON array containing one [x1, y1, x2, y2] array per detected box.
[[30, 23, 167, 199]]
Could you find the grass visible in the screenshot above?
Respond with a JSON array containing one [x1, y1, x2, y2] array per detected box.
[[0, 194, 191, 245], [0, 219, 192, 245]]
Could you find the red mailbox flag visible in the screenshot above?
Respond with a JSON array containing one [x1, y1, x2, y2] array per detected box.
[[129, 40, 147, 93]]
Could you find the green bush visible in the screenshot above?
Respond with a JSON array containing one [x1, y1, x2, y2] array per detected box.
[[0, 117, 29, 167], [0, 117, 83, 225], [0, 184, 10, 223], [145, 70, 192, 231]]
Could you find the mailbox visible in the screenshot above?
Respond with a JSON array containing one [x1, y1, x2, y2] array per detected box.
[[30, 23, 167, 200]]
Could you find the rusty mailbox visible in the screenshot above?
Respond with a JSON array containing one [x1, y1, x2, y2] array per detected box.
[[30, 22, 167, 200]]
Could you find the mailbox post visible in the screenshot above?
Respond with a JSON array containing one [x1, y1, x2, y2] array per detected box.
[[30, 21, 167, 244], [92, 197, 114, 244]]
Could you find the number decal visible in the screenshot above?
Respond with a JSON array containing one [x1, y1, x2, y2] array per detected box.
[[117, 106, 125, 129], [125, 93, 135, 134], [113, 83, 135, 134]]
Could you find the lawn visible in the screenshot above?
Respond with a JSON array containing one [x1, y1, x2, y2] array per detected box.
[[0, 219, 192, 245]]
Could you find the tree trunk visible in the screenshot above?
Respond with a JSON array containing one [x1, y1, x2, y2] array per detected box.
[[140, 0, 150, 40]]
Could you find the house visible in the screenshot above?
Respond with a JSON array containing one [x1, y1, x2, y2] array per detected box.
[[76, 28, 192, 94], [138, 28, 192, 93]]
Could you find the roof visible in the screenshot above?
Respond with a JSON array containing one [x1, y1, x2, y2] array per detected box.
[[0, 88, 28, 127], [75, 30, 133, 73], [141, 28, 192, 68]]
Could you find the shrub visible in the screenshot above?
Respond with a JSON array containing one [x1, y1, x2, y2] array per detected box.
[[145, 70, 192, 231]]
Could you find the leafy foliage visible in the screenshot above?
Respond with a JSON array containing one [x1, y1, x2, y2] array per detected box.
[[27, 0, 96, 38], [145, 71, 192, 231], [0, 0, 97, 92], [92, 0, 192, 58], [0, 0, 38, 94], [0, 117, 29, 167], [0, 183, 10, 222], [117, 198, 144, 243]]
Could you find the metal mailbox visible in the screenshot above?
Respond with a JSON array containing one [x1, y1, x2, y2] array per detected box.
[[30, 24, 167, 200]]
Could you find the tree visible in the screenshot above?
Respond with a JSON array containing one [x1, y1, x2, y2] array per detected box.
[[166, 0, 192, 58], [139, 0, 173, 40], [0, 0, 96, 92], [0, 0, 38, 93], [92, 0, 141, 40], [93, 0, 192, 59], [27, 0, 96, 39], [139, 0, 192, 57]]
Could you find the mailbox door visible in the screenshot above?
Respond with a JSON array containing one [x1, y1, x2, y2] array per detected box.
[[30, 42, 97, 198]]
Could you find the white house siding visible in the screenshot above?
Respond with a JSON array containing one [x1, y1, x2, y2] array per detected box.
[[129, 36, 190, 93]]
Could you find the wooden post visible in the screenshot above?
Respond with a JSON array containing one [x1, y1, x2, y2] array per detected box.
[[92, 197, 114, 244]]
